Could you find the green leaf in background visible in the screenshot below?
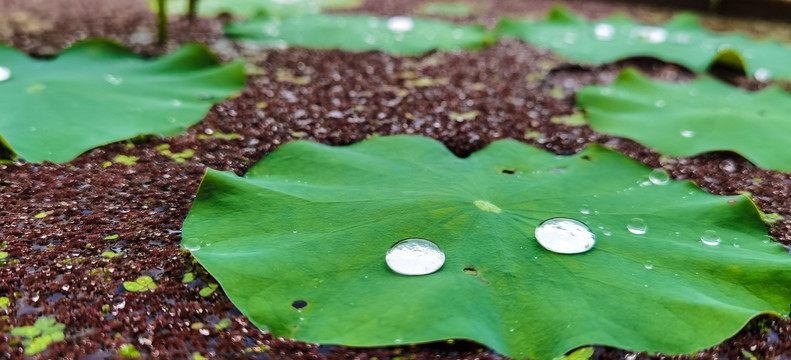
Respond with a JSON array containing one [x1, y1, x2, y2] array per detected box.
[[149, 0, 362, 17], [182, 135, 791, 359], [417, 2, 476, 16], [496, 6, 791, 79], [577, 68, 791, 172], [10, 316, 66, 355], [0, 39, 245, 163], [225, 14, 493, 55]]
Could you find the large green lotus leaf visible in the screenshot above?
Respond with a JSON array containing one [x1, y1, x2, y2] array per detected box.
[[224, 14, 492, 55], [182, 135, 791, 360], [496, 7, 791, 79], [0, 39, 245, 163], [149, 0, 362, 17], [577, 68, 791, 172]]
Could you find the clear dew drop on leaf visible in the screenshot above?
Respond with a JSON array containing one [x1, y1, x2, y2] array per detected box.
[[700, 230, 721, 246], [627, 218, 647, 235], [385, 238, 445, 276], [0, 66, 10, 82], [534, 218, 596, 254]]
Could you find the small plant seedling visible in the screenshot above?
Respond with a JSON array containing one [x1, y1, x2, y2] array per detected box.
[[123, 276, 158, 292], [0, 296, 10, 310], [10, 316, 66, 355], [119, 343, 141, 358], [157, 0, 168, 45]]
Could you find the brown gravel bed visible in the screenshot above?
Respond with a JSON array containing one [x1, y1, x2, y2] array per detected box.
[[2, 0, 791, 359]]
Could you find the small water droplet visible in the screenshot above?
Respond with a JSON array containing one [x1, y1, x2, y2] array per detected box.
[[292, 230, 298, 234], [654, 100, 666, 108], [719, 159, 736, 172], [171, 99, 182, 107], [594, 23, 615, 40], [363, 34, 376, 45], [700, 230, 721, 246], [634, 26, 667, 43], [680, 130, 695, 138], [754, 68, 771, 81], [603, 231, 612, 236], [387, 16, 414, 32], [733, 243, 740, 248], [534, 218, 596, 254], [104, 74, 123, 85], [648, 169, 670, 185], [0, 66, 10, 82], [509, 328, 515, 333], [386, 239, 445, 276], [452, 29, 464, 39], [627, 218, 647, 235], [644, 262, 653, 270], [579, 206, 590, 215]]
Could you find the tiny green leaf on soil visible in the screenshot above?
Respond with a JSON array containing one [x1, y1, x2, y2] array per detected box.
[[0, 296, 9, 310], [10, 316, 66, 355], [123, 276, 158, 292], [182, 135, 791, 360], [496, 6, 791, 79], [118, 343, 141, 358], [103, 234, 119, 240], [113, 155, 138, 165], [199, 283, 219, 297], [156, 144, 195, 163], [149, 0, 362, 17], [0, 39, 245, 163], [553, 347, 594, 360], [577, 68, 791, 171], [225, 14, 493, 55]]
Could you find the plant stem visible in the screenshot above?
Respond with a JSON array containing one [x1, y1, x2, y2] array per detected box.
[[157, 0, 168, 45], [188, 0, 198, 21]]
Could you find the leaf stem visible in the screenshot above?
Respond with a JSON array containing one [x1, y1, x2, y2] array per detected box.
[[157, 0, 168, 45]]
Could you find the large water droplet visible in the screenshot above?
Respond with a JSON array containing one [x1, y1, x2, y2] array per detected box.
[[754, 68, 771, 81], [700, 230, 721, 246], [386, 239, 445, 275], [0, 66, 10, 82], [648, 169, 670, 185], [534, 218, 596, 254], [387, 16, 414, 32], [680, 130, 695, 138], [594, 23, 615, 40], [627, 218, 647, 235]]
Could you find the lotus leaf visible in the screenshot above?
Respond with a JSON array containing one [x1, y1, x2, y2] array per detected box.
[[0, 39, 245, 163], [224, 14, 492, 55], [577, 68, 791, 171], [182, 135, 791, 359], [497, 7, 791, 79]]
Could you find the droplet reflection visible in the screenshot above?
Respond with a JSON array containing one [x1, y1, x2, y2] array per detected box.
[[0, 66, 10, 82], [534, 218, 596, 254], [386, 238, 445, 275], [387, 16, 414, 33]]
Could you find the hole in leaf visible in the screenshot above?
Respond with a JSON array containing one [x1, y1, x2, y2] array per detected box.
[[501, 168, 516, 174], [463, 267, 478, 275], [581, 155, 592, 161], [292, 300, 308, 309]]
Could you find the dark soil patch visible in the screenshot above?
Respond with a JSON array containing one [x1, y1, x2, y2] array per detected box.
[[1, 0, 791, 359]]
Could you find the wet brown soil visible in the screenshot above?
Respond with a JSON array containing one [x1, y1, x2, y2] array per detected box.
[[1, 0, 791, 359]]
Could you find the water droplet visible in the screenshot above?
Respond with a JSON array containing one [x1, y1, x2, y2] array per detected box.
[[600, 87, 612, 95], [680, 130, 695, 138], [474, 200, 501, 214], [719, 159, 736, 172], [754, 68, 771, 81], [634, 26, 667, 43], [671, 32, 691, 44], [534, 218, 596, 254], [509, 328, 515, 333], [654, 100, 666, 108], [0, 66, 10, 82], [363, 34, 376, 45], [700, 230, 721, 246], [104, 74, 123, 85], [386, 239, 445, 276], [579, 206, 590, 215], [170, 99, 182, 107], [644, 262, 653, 270], [603, 231, 612, 236], [184, 239, 201, 252], [733, 243, 740, 248], [387, 16, 414, 32], [648, 169, 670, 185], [627, 218, 647, 235], [292, 230, 298, 234], [594, 23, 615, 40]]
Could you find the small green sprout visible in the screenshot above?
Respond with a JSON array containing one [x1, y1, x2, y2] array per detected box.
[[101, 304, 110, 314], [550, 113, 587, 126], [101, 251, 122, 258], [0, 252, 7, 259], [182, 272, 195, 283], [449, 110, 480, 122], [760, 212, 784, 225], [742, 350, 758, 360], [156, 144, 195, 163], [215, 318, 232, 330], [199, 283, 219, 297], [34, 211, 52, 219], [0, 296, 10, 310], [119, 343, 141, 358], [10, 316, 66, 355], [123, 276, 158, 292], [113, 155, 139, 165], [193, 352, 207, 360], [196, 132, 241, 140], [156, 0, 168, 45], [549, 87, 565, 99], [104, 234, 119, 240]]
